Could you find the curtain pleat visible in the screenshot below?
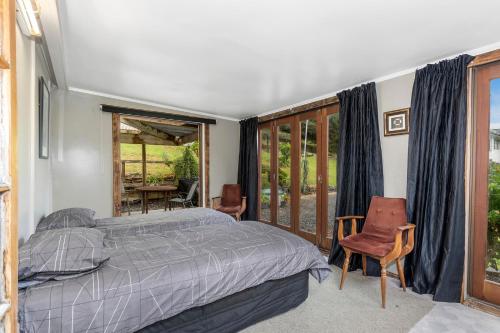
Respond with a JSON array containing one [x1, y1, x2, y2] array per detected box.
[[238, 117, 259, 220], [404, 54, 473, 302], [328, 82, 384, 276]]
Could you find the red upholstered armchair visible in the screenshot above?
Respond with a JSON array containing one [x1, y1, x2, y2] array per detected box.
[[336, 196, 416, 308], [212, 184, 247, 221]]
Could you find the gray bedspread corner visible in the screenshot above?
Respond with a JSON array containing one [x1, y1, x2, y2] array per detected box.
[[19, 211, 330, 333]]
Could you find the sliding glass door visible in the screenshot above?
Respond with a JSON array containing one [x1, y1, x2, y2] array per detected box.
[[298, 112, 320, 243], [258, 105, 339, 249], [471, 60, 500, 305], [276, 119, 293, 229], [319, 106, 340, 249], [258, 124, 273, 223]]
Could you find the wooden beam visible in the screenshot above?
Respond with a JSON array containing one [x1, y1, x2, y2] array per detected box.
[[101, 104, 217, 125], [142, 144, 146, 186], [204, 125, 210, 207], [122, 115, 187, 127], [112, 114, 122, 217], [120, 132, 176, 146], [259, 95, 339, 123], [178, 131, 199, 144], [121, 118, 178, 143], [468, 49, 500, 68]]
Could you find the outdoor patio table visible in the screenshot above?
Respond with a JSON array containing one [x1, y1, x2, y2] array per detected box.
[[136, 185, 178, 214]]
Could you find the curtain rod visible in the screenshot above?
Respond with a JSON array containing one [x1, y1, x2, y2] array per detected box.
[[100, 104, 217, 125]]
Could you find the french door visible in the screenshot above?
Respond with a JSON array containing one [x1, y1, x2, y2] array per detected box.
[[471, 59, 500, 305], [258, 105, 339, 250]]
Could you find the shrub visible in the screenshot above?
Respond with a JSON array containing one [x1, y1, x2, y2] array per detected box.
[[173, 146, 199, 180]]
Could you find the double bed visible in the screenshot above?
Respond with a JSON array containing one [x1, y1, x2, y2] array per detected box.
[[18, 208, 330, 332]]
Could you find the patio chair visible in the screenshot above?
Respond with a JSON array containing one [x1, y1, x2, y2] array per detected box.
[[336, 196, 416, 308], [212, 184, 247, 221], [121, 183, 131, 216], [169, 180, 199, 209]]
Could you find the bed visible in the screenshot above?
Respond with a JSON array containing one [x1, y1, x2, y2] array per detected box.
[[18, 208, 330, 332]]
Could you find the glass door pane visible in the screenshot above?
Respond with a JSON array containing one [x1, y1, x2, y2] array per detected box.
[[487, 77, 500, 284], [326, 113, 340, 239], [277, 123, 292, 227], [299, 118, 317, 234], [260, 128, 272, 222]]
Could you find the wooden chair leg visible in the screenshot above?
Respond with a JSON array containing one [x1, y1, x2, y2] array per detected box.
[[380, 263, 387, 308], [396, 258, 406, 291], [339, 249, 351, 290], [362, 255, 367, 276]]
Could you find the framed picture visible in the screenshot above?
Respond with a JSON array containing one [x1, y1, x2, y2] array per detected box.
[[39, 77, 50, 159], [384, 108, 409, 136]]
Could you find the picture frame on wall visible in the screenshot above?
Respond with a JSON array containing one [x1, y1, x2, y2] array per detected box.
[[39, 77, 50, 159], [384, 108, 409, 136]]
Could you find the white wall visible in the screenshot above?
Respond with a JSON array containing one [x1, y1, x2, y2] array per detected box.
[[51, 90, 240, 218], [376, 73, 415, 199], [16, 26, 54, 242]]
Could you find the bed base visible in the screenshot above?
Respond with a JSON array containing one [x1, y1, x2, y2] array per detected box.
[[137, 270, 309, 333]]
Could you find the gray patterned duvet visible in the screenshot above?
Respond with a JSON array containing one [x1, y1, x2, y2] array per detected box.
[[19, 209, 330, 332]]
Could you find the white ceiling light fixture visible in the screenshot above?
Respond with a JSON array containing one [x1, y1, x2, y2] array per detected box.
[[16, 0, 41, 37]]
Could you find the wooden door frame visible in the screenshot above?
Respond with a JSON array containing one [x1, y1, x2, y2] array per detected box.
[[112, 114, 209, 216], [319, 104, 340, 250], [258, 104, 340, 250], [469, 60, 500, 305], [0, 0, 18, 330]]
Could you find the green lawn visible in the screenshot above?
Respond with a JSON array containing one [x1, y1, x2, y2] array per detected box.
[[121, 144, 189, 179], [260, 150, 337, 188]]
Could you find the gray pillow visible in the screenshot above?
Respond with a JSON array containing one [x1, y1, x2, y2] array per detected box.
[[36, 208, 96, 231], [19, 227, 108, 281]]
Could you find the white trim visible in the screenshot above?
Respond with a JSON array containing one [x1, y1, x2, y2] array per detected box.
[[257, 41, 500, 118], [67, 87, 240, 122]]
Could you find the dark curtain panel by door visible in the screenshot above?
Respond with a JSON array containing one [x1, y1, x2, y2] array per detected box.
[[328, 82, 384, 276], [405, 55, 473, 302], [238, 117, 259, 220]]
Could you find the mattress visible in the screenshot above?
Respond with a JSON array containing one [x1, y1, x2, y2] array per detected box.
[[19, 209, 329, 332]]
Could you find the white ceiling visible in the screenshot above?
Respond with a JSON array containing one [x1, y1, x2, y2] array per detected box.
[[55, 0, 500, 120]]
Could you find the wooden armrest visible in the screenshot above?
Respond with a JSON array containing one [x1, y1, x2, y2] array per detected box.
[[336, 216, 361, 241], [240, 197, 247, 215], [336, 215, 364, 221], [397, 224, 416, 231], [211, 197, 221, 209], [393, 223, 416, 259]]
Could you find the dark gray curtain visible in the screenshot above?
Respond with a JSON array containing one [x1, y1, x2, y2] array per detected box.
[[238, 117, 258, 220], [328, 82, 384, 276], [405, 55, 473, 302]]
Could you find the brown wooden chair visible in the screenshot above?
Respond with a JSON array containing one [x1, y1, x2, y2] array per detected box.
[[212, 184, 247, 221], [336, 196, 415, 308]]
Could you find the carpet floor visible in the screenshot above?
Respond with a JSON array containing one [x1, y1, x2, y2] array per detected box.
[[242, 266, 500, 333]]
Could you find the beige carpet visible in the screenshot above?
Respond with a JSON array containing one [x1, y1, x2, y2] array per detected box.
[[242, 266, 435, 333]]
